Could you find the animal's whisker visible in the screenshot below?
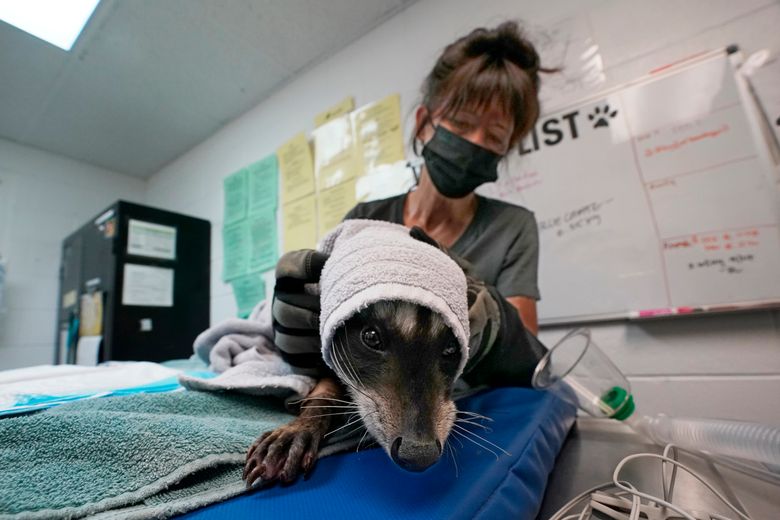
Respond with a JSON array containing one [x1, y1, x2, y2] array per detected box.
[[292, 396, 355, 406], [332, 334, 353, 379], [339, 328, 366, 389], [340, 421, 368, 440], [302, 411, 364, 419], [331, 339, 361, 393], [452, 423, 511, 456], [324, 410, 378, 439], [450, 429, 500, 459], [300, 404, 360, 409], [330, 343, 359, 396], [454, 418, 493, 431], [324, 415, 365, 438], [356, 427, 371, 452], [446, 440, 459, 478], [447, 430, 464, 449], [331, 335, 381, 412], [335, 335, 370, 400], [456, 410, 494, 422]]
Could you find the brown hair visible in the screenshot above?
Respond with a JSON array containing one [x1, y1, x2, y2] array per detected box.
[[414, 21, 553, 153]]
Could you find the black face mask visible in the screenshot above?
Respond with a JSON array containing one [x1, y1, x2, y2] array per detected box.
[[421, 125, 502, 198]]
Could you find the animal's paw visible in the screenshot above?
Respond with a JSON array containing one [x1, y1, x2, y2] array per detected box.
[[243, 420, 324, 488]]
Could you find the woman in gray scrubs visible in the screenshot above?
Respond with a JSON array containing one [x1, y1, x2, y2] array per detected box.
[[247, 23, 553, 486], [345, 21, 548, 334], [271, 21, 551, 378]]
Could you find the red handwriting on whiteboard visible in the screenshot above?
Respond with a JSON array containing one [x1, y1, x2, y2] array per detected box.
[[663, 228, 761, 252], [648, 178, 677, 190], [643, 124, 730, 158], [492, 170, 542, 198], [663, 238, 692, 250]]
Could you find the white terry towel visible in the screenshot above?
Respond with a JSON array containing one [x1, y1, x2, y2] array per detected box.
[[179, 300, 317, 401], [318, 219, 471, 379]]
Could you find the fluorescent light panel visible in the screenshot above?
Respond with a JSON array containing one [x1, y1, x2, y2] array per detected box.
[[0, 0, 100, 51]]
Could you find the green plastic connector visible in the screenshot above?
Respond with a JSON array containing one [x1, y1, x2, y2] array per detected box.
[[600, 386, 635, 421]]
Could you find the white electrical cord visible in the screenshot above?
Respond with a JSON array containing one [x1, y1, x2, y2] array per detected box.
[[546, 443, 774, 520], [612, 452, 751, 520]]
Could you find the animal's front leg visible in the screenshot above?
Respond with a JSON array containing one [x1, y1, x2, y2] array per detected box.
[[243, 377, 344, 487]]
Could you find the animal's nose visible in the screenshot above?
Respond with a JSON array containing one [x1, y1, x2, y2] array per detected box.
[[390, 436, 442, 472]]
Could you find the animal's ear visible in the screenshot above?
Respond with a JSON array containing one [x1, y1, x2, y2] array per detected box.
[[409, 226, 440, 249]]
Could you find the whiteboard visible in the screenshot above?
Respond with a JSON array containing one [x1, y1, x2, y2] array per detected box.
[[479, 51, 780, 324]]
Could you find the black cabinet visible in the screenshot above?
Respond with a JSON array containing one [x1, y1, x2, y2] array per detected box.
[[56, 201, 210, 363]]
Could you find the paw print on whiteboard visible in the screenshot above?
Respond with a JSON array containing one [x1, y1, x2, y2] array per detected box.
[[588, 104, 618, 129]]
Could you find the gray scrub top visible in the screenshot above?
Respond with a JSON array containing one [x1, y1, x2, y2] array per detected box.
[[344, 193, 541, 300]]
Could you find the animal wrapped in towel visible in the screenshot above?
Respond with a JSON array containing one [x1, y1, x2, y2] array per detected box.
[[243, 219, 547, 486]]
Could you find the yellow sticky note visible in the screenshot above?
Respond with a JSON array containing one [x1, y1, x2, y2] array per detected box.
[[314, 96, 355, 128], [313, 114, 360, 192], [318, 178, 357, 239], [282, 194, 318, 252], [278, 133, 315, 204], [353, 93, 405, 175]]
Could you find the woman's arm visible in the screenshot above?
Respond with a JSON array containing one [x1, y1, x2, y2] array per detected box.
[[506, 295, 538, 335]]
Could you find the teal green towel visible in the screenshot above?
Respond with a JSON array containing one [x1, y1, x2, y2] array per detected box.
[[0, 391, 293, 519]]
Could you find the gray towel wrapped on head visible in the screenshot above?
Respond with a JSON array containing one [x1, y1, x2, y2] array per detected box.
[[318, 219, 471, 378]]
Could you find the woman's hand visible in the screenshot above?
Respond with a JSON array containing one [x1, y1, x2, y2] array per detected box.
[[272, 249, 329, 371]]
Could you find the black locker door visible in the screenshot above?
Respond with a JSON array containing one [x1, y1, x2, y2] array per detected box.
[[55, 235, 83, 364]]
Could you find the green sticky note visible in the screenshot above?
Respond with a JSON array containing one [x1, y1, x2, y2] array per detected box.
[[248, 154, 279, 214], [231, 272, 267, 318], [249, 211, 278, 273], [223, 169, 248, 225], [222, 220, 250, 282]]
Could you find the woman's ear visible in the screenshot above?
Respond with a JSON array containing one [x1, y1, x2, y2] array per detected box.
[[414, 105, 433, 143]]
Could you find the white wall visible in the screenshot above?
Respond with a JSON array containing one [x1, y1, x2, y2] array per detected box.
[[0, 139, 146, 369], [146, 0, 780, 424]]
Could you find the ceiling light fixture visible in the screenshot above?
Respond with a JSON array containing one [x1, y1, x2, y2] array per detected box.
[[0, 0, 100, 51]]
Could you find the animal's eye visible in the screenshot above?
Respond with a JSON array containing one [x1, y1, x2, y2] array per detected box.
[[442, 341, 458, 357], [361, 327, 382, 350]]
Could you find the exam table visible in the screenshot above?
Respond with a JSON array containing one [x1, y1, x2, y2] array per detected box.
[[0, 362, 576, 519]]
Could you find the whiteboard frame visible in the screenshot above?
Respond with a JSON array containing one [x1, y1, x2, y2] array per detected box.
[[540, 299, 780, 327], [536, 46, 780, 327]]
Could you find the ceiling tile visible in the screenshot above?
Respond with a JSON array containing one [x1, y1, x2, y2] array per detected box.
[[0, 0, 416, 177]]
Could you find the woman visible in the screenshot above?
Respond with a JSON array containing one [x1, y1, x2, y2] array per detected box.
[[246, 22, 551, 486], [345, 21, 546, 334], [272, 21, 549, 374]]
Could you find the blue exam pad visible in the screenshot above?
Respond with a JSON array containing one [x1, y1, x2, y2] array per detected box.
[[179, 387, 575, 520]]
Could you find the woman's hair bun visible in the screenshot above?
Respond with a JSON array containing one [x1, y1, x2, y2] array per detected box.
[[464, 22, 540, 74]]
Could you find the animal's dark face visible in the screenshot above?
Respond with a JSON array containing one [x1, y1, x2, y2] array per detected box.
[[329, 300, 461, 472]]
